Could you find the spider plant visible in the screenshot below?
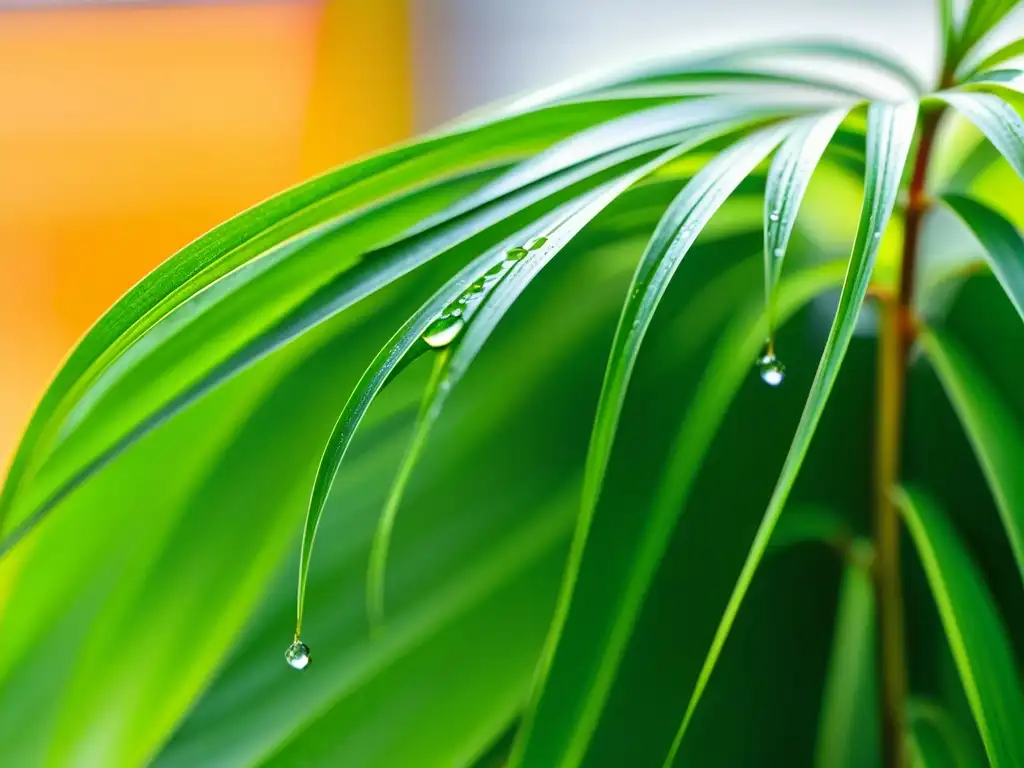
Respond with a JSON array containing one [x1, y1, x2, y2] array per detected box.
[[3, 1, 1024, 766]]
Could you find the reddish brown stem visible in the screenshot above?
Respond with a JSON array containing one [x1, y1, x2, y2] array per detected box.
[[873, 105, 944, 768]]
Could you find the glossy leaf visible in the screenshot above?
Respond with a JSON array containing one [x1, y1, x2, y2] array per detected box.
[[942, 192, 1024, 320], [511, 254, 847, 768], [0, 97, 635, 528], [363, 141, 713, 625], [295, 203, 581, 638], [763, 109, 849, 345], [0, 126, 686, 555], [918, 327, 1024, 583], [664, 100, 918, 762], [492, 39, 922, 120], [896, 486, 1024, 767], [961, 38, 1024, 79], [938, 91, 1024, 181]]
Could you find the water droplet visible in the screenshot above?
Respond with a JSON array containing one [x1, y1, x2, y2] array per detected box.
[[423, 315, 465, 348], [506, 246, 528, 261], [485, 262, 504, 277], [285, 640, 311, 670], [873, 231, 881, 240], [450, 306, 464, 317], [526, 236, 548, 251], [769, 211, 780, 222], [757, 354, 786, 387], [468, 278, 487, 293], [773, 247, 784, 259]]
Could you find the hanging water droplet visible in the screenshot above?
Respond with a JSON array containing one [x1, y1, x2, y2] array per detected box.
[[756, 354, 786, 387], [285, 640, 311, 670], [423, 315, 465, 348], [769, 210, 780, 223], [773, 247, 784, 259], [506, 246, 528, 261], [526, 236, 548, 251]]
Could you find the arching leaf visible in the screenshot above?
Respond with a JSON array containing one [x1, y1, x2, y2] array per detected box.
[[510, 254, 847, 768], [897, 486, 1024, 768], [663, 100, 917, 763], [937, 91, 1024, 181], [942, 192, 1024, 321], [763, 108, 849, 347], [918, 327, 1024, 584], [814, 559, 880, 768]]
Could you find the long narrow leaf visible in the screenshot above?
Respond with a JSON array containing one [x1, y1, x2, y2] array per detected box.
[[511, 258, 849, 767], [293, 206, 576, 638], [961, 38, 1024, 79], [663, 100, 918, 764], [908, 699, 984, 768], [939, 0, 959, 74], [918, 327, 1024, 584], [896, 486, 1024, 767], [53, 99, 781, 456], [763, 109, 849, 346], [0, 126, 710, 553], [814, 559, 880, 768], [942, 192, 1024, 320], [958, 0, 1020, 62], [0, 98, 634, 527], [937, 91, 1024, 181], [500, 39, 923, 118], [364, 142, 714, 625]]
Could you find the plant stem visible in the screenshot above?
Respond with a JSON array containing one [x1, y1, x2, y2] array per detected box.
[[872, 104, 943, 768]]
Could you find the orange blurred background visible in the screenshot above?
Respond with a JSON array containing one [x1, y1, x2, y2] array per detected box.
[[0, 0, 412, 469]]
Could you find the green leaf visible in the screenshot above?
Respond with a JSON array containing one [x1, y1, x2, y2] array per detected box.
[[664, 100, 918, 763], [896, 486, 1024, 768], [299, 130, 737, 636], [814, 559, 880, 768], [763, 109, 849, 344], [510, 253, 847, 768], [908, 699, 985, 768], [918, 327, 1024, 584], [937, 91, 1024, 181], [493, 39, 922, 120], [941, 137, 1005, 192], [960, 38, 1024, 79], [0, 139, 646, 554], [941, 192, 1024, 320], [957, 0, 1021, 64], [0, 97, 633, 529], [508, 122, 792, 768], [938, 0, 959, 74], [295, 205, 577, 638], [363, 142, 711, 625]]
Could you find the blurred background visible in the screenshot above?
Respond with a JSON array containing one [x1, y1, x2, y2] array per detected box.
[[1, 0, 1020, 470]]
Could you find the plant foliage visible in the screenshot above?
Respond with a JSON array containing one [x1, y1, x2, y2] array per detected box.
[[2, 2, 1024, 766]]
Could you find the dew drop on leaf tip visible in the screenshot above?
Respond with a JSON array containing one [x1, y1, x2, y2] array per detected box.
[[285, 640, 311, 670], [756, 353, 785, 386], [422, 315, 465, 348]]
